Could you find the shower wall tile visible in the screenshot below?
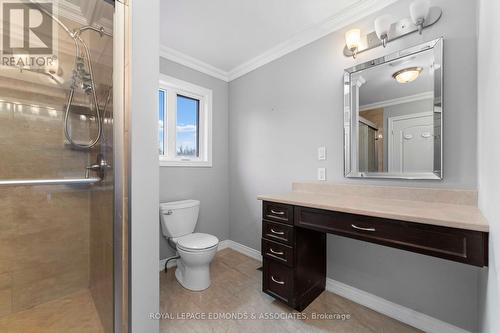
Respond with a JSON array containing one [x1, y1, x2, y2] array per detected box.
[[0, 272, 11, 317], [0, 191, 16, 241], [0, 239, 15, 275], [12, 254, 88, 288], [13, 227, 88, 270], [0, 289, 11, 317], [89, 62, 114, 331], [12, 265, 89, 312], [90, 185, 114, 333], [0, 15, 114, 323], [0, 273, 11, 290], [0, 105, 90, 180], [0, 99, 93, 312], [0, 18, 113, 322], [13, 188, 89, 236]]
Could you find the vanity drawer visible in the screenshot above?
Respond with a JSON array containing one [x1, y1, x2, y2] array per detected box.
[[262, 238, 294, 267], [262, 259, 293, 304], [262, 220, 294, 245], [263, 201, 293, 224], [295, 206, 488, 267]]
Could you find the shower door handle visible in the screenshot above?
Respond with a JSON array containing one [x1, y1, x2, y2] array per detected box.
[[85, 154, 108, 179]]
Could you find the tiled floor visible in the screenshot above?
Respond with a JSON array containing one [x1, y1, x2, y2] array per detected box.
[[0, 289, 104, 333], [160, 248, 422, 333]]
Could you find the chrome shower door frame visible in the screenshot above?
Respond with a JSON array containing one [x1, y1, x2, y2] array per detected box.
[[113, 1, 129, 332]]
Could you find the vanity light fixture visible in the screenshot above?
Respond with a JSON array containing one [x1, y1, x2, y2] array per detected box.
[[392, 66, 423, 83], [410, 0, 431, 34], [343, 0, 441, 58], [374, 15, 393, 47], [345, 29, 361, 58]]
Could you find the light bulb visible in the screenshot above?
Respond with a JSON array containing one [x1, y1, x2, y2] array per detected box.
[[345, 29, 361, 57], [410, 0, 430, 34], [374, 15, 393, 47]]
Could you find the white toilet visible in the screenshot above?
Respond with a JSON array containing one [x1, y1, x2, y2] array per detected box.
[[160, 200, 219, 291]]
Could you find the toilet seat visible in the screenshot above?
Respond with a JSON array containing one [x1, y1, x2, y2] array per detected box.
[[176, 233, 219, 252]]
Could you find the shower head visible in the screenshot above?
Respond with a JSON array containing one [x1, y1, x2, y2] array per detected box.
[[27, 0, 114, 149]]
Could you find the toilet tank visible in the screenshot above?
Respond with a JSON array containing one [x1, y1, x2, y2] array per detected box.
[[160, 200, 200, 238]]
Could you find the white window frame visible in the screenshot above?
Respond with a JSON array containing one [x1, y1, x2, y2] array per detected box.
[[159, 74, 213, 167]]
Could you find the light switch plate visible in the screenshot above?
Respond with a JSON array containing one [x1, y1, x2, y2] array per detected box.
[[317, 168, 326, 181], [318, 147, 326, 160]]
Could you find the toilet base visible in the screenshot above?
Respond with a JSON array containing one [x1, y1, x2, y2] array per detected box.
[[174, 245, 217, 291]]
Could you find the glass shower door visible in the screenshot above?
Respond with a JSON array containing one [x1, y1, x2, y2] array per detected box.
[[0, 1, 117, 332]]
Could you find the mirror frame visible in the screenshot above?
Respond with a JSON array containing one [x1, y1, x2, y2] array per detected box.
[[343, 38, 443, 180]]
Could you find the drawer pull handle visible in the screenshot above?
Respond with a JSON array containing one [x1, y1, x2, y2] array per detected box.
[[351, 224, 376, 232], [270, 228, 285, 235], [270, 209, 285, 215], [269, 248, 284, 256], [271, 276, 285, 285]]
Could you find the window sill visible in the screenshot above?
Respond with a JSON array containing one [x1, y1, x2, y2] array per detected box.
[[159, 158, 212, 168]]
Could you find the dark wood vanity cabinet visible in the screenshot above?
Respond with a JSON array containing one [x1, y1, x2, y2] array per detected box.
[[261, 202, 326, 311], [294, 206, 488, 267], [261, 201, 489, 312]]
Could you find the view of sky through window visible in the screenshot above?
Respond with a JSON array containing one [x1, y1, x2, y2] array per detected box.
[[158, 90, 165, 155], [176, 95, 199, 157]]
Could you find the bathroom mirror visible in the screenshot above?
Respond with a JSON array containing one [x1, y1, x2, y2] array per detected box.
[[344, 38, 443, 179]]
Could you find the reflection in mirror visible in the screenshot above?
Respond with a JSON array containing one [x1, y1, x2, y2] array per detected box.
[[344, 38, 442, 179]]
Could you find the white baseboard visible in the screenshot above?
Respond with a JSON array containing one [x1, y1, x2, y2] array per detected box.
[[219, 239, 263, 261], [159, 239, 469, 333], [159, 239, 262, 272], [325, 278, 471, 333]]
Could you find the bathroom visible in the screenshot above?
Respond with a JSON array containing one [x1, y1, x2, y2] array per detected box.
[[0, 0, 499, 332]]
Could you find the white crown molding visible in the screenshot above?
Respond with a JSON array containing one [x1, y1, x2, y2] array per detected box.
[[160, 46, 230, 82], [359, 91, 434, 111], [159, 239, 470, 333], [160, 0, 399, 82], [227, 0, 400, 81]]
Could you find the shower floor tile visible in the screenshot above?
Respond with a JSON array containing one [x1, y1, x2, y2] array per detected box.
[[0, 289, 104, 333]]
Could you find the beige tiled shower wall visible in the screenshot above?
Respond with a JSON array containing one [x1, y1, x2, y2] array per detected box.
[[88, 18, 115, 333], [0, 104, 91, 317], [89, 102, 114, 333], [89, 184, 114, 333]]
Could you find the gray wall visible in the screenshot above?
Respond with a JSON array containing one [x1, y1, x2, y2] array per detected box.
[[228, 0, 479, 331], [478, 0, 500, 332], [159, 58, 229, 260], [130, 0, 160, 332]]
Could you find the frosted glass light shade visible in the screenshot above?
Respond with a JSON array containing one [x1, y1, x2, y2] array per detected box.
[[374, 15, 393, 40], [392, 67, 423, 83], [409, 0, 430, 24], [345, 29, 361, 51]]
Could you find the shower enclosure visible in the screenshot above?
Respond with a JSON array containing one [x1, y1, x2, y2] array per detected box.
[[0, 0, 126, 332]]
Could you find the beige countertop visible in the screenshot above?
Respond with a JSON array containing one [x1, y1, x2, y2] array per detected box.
[[258, 186, 489, 232]]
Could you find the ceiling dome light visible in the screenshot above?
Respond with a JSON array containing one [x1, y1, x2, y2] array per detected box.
[[392, 67, 423, 83]]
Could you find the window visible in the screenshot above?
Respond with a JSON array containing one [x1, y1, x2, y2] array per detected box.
[[158, 75, 212, 167]]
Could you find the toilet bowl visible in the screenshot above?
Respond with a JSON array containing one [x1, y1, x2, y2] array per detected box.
[[173, 233, 218, 291], [160, 200, 219, 291]]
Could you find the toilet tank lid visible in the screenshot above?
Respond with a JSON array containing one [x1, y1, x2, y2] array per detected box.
[[160, 200, 200, 211]]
